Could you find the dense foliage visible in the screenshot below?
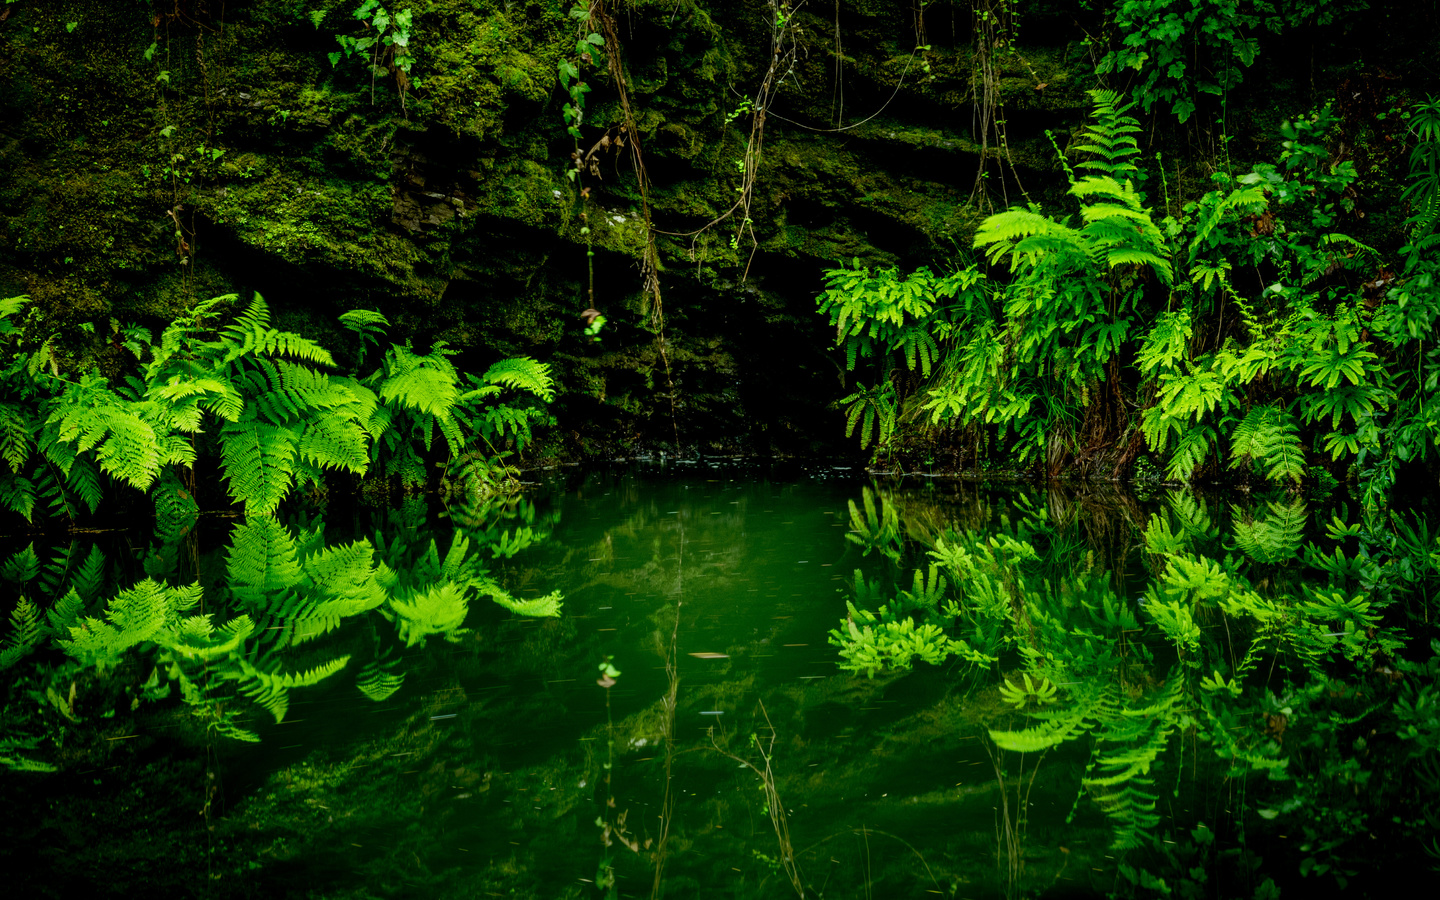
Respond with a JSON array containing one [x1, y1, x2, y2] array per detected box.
[[821, 90, 1437, 489], [0, 294, 561, 755]]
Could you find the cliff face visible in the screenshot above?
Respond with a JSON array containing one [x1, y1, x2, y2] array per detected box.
[[0, 1, 1430, 457]]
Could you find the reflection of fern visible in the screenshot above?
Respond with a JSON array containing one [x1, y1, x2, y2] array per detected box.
[[991, 670, 1185, 850], [1081, 671, 1185, 849], [1232, 500, 1307, 564], [356, 645, 405, 702], [845, 486, 902, 561]]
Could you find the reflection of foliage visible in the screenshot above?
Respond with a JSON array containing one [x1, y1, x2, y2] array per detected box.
[[844, 486, 901, 562], [0, 502, 562, 751], [832, 481, 1438, 866]]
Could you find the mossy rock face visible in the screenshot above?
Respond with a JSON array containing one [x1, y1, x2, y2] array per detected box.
[[4, 0, 1428, 456]]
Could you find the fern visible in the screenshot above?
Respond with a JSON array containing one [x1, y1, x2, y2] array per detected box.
[[0, 597, 44, 671], [1227, 404, 1305, 484], [489, 587, 563, 618], [479, 357, 555, 403], [58, 580, 202, 671], [219, 421, 300, 516], [234, 653, 351, 723], [845, 487, 902, 562], [153, 468, 199, 546], [385, 583, 471, 647], [1071, 90, 1143, 179], [0, 402, 32, 473], [158, 614, 257, 662], [356, 648, 405, 702], [226, 517, 305, 607], [0, 544, 40, 584], [840, 381, 898, 451], [1232, 500, 1307, 565]]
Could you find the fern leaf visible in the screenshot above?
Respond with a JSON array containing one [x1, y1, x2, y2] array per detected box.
[[0, 597, 44, 671], [159, 614, 256, 661], [0, 545, 40, 584], [480, 357, 555, 403], [298, 414, 370, 475], [153, 468, 200, 545], [338, 309, 389, 334], [489, 587, 563, 618], [380, 364, 459, 418], [386, 583, 471, 646], [0, 475, 37, 522], [0, 403, 32, 473], [1227, 404, 1305, 484], [356, 653, 405, 702], [219, 420, 300, 516], [226, 517, 304, 610], [47, 588, 86, 636]]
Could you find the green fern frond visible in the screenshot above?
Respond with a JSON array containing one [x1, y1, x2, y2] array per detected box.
[[1136, 310, 1193, 376], [47, 588, 86, 636], [1072, 89, 1143, 179], [480, 357, 555, 403], [0, 475, 37, 522], [1167, 424, 1214, 482], [235, 654, 350, 723], [298, 414, 370, 475], [1232, 500, 1307, 565], [356, 651, 405, 702], [0, 597, 44, 671], [59, 580, 202, 670], [159, 614, 256, 661], [153, 468, 199, 546], [338, 309, 390, 335], [221, 294, 335, 366], [1227, 404, 1305, 484], [219, 420, 300, 516], [0, 403, 32, 473], [226, 517, 304, 609], [0, 544, 40, 584], [66, 456, 104, 514], [489, 587, 563, 617], [379, 361, 460, 418], [386, 583, 471, 647]]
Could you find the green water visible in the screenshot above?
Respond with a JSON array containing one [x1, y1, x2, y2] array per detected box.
[[4, 464, 1430, 898]]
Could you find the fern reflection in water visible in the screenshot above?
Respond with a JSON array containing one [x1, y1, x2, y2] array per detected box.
[[830, 482, 1423, 862], [2, 500, 563, 745]]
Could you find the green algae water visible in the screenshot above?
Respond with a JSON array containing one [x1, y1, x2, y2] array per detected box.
[[3, 464, 1434, 898]]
